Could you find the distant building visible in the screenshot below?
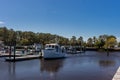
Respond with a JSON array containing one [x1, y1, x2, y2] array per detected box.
[[115, 45, 118, 48]]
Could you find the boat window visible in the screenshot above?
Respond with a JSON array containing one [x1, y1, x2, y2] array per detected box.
[[52, 45, 54, 48], [46, 45, 48, 47], [49, 45, 51, 48]]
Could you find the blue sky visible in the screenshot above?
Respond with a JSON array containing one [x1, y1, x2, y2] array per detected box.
[[0, 0, 120, 41]]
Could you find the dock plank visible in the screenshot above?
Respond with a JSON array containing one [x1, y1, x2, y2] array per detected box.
[[112, 67, 120, 80], [5, 55, 41, 61], [0, 53, 22, 57]]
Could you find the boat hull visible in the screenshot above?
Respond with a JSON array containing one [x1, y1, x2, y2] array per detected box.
[[42, 50, 65, 59]]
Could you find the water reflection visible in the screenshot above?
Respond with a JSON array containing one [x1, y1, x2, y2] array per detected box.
[[99, 60, 115, 67], [40, 59, 64, 80], [8, 62, 16, 80], [40, 59, 64, 73], [1, 51, 120, 80]]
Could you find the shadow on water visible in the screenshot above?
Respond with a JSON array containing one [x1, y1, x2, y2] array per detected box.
[[40, 58, 64, 80], [40, 59, 64, 72], [99, 60, 115, 67], [8, 62, 16, 80]]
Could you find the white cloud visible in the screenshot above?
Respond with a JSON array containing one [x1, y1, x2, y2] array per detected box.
[[0, 21, 5, 24]]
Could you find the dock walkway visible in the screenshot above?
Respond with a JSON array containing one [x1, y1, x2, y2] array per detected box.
[[5, 55, 41, 61], [0, 53, 21, 57], [112, 67, 120, 80]]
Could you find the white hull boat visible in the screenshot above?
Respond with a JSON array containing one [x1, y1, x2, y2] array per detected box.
[[42, 43, 66, 59]]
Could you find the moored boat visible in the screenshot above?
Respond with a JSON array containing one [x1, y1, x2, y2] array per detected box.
[[42, 43, 66, 59]]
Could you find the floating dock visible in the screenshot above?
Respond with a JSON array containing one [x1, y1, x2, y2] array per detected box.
[[5, 55, 41, 61], [112, 67, 120, 80], [0, 53, 21, 57]]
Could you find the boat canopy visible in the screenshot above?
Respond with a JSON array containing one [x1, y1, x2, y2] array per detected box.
[[45, 43, 60, 49]]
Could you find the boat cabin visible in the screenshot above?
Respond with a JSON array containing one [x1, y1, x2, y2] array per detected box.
[[44, 43, 66, 53], [45, 43, 60, 50]]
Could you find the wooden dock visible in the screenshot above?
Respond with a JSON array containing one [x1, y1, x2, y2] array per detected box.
[[112, 67, 120, 80], [5, 55, 41, 61], [0, 53, 22, 57]]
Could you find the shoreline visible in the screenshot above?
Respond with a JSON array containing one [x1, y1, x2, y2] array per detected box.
[[86, 47, 120, 51]]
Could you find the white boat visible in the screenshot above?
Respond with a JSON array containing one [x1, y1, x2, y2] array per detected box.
[[42, 43, 66, 59]]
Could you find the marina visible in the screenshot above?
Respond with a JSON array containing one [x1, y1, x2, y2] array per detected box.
[[0, 0, 120, 80]]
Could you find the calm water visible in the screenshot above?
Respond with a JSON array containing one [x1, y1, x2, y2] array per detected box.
[[1, 51, 120, 80]]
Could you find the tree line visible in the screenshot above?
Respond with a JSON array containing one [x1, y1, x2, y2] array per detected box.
[[0, 27, 69, 46], [0, 27, 119, 48]]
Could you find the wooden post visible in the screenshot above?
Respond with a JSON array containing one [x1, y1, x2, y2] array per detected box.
[[13, 42, 16, 62], [107, 48, 109, 56], [9, 43, 11, 59], [106, 40, 109, 56]]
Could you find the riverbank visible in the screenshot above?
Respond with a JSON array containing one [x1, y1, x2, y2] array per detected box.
[[86, 47, 120, 51]]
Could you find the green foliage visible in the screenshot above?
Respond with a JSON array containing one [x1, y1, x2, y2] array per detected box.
[[20, 38, 29, 45], [104, 36, 117, 48], [95, 39, 105, 48], [0, 27, 69, 46], [87, 35, 117, 48], [0, 27, 118, 48], [70, 36, 77, 46], [87, 38, 93, 47], [77, 36, 83, 46]]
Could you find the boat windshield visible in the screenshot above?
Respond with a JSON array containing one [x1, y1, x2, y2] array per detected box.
[[45, 45, 56, 49]]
